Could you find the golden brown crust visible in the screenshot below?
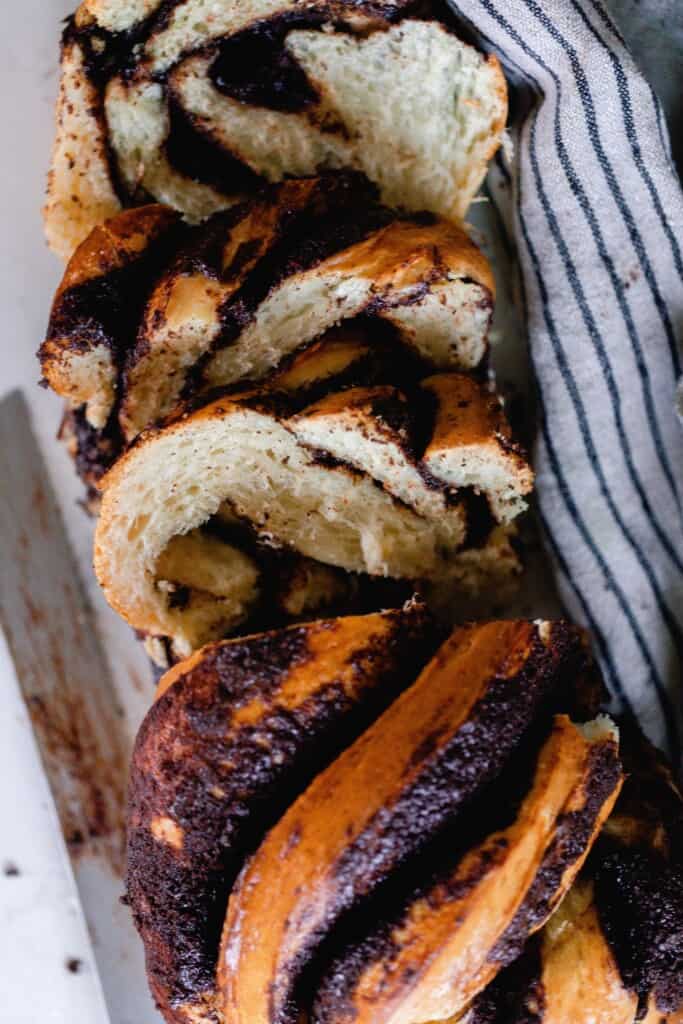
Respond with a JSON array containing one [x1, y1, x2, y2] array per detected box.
[[482, 54, 509, 187], [126, 604, 436, 1024], [40, 204, 180, 428], [44, 37, 121, 261], [217, 621, 602, 1024], [56, 204, 177, 293], [421, 374, 534, 521], [467, 721, 683, 1024], [311, 717, 621, 1024], [424, 373, 516, 454], [321, 214, 494, 298]]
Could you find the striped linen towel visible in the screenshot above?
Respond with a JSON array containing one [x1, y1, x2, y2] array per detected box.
[[453, 0, 683, 764]]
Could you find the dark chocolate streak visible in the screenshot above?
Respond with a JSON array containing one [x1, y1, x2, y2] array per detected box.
[[591, 720, 683, 1019], [176, 321, 419, 420], [615, 716, 683, 862], [63, 0, 433, 200], [307, 440, 497, 546], [210, 14, 328, 113], [62, 3, 260, 201], [62, 4, 178, 88], [468, 937, 545, 1024], [126, 610, 436, 1012], [61, 405, 122, 491], [276, 318, 432, 398], [165, 97, 266, 194], [209, 174, 393, 355], [596, 850, 683, 1018], [61, 9, 166, 205], [281, 626, 593, 1024], [488, 739, 621, 968], [310, 825, 518, 1024], [368, 384, 436, 463], [45, 214, 184, 362], [309, 671, 608, 1024], [331, 646, 558, 894], [461, 490, 496, 546]]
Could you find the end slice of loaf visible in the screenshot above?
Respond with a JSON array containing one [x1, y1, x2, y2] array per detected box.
[[127, 603, 436, 1024], [45, 4, 507, 258]]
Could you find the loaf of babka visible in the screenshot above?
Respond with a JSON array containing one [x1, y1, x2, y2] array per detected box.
[[41, 10, 683, 1024], [45, 0, 507, 259], [127, 611, 629, 1024]]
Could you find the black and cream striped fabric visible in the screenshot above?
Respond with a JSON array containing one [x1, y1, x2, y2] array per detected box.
[[455, 0, 683, 763]]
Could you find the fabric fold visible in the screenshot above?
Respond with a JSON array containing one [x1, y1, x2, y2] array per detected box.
[[451, 0, 683, 763]]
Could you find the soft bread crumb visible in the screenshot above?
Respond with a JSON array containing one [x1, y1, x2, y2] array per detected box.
[[94, 379, 531, 645], [46, 8, 507, 257], [579, 715, 619, 745]]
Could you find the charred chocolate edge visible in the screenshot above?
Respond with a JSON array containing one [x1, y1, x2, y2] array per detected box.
[[126, 606, 437, 1013]]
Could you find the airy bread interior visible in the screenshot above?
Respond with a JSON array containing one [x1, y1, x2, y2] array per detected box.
[[121, 214, 493, 441], [288, 21, 505, 221], [95, 401, 451, 639], [148, 525, 360, 661], [153, 530, 261, 658], [45, 3, 507, 258], [94, 375, 532, 647], [80, 0, 162, 32]]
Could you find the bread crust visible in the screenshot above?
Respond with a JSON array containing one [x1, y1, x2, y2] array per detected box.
[[129, 613, 683, 1024], [41, 204, 180, 428], [125, 616, 617, 1024], [467, 721, 683, 1024], [310, 716, 621, 1024], [126, 604, 436, 1023], [218, 619, 618, 1024], [44, 37, 121, 261]]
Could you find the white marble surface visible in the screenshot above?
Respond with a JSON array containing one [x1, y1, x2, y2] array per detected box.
[[0, 2, 679, 1022]]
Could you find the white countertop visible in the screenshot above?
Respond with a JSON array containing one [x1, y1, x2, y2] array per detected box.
[[0, 8, 157, 1020], [1, 5, 102, 1020]]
